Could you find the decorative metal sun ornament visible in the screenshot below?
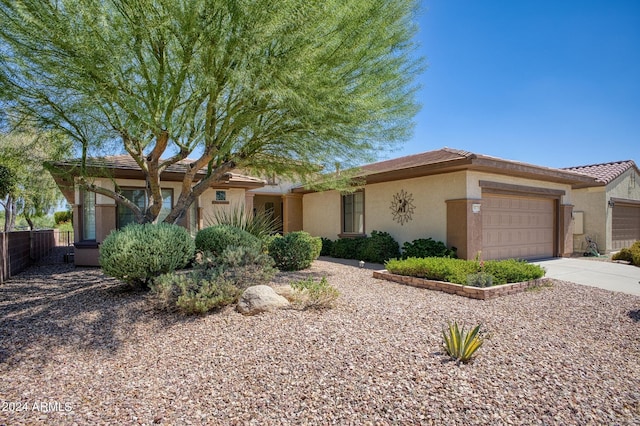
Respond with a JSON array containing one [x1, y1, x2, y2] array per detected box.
[[390, 189, 415, 225]]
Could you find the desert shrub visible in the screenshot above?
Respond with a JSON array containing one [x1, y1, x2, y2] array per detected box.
[[401, 237, 457, 259], [320, 238, 334, 256], [613, 247, 633, 262], [442, 321, 484, 364], [205, 245, 277, 290], [54, 210, 73, 224], [152, 272, 240, 314], [195, 224, 261, 256], [100, 223, 195, 288], [290, 276, 339, 309], [360, 230, 400, 263], [269, 231, 322, 271], [150, 245, 276, 314], [613, 241, 640, 266], [384, 257, 544, 286], [330, 237, 366, 259]]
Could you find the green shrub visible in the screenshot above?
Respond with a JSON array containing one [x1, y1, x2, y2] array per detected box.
[[269, 231, 322, 271], [401, 237, 457, 259], [482, 259, 546, 284], [613, 247, 633, 262], [360, 230, 400, 263], [152, 273, 240, 314], [150, 245, 276, 314], [290, 276, 339, 309], [54, 210, 73, 225], [330, 237, 366, 259], [442, 321, 484, 364], [613, 241, 640, 266], [326, 231, 399, 263], [195, 224, 261, 256], [466, 272, 493, 287], [100, 223, 195, 288], [320, 238, 333, 256], [207, 204, 280, 250], [206, 245, 277, 290], [384, 257, 545, 286]]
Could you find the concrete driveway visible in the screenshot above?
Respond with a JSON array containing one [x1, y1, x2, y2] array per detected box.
[[534, 258, 640, 296]]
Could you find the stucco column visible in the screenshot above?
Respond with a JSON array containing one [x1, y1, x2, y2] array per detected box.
[[282, 193, 303, 233], [446, 199, 483, 260], [245, 192, 255, 216], [559, 204, 574, 257]]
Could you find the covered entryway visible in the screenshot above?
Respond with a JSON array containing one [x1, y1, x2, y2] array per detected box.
[[612, 201, 640, 250], [482, 194, 556, 260]]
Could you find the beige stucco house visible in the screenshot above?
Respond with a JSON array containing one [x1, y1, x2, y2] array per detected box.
[[564, 161, 640, 254], [52, 148, 640, 265], [295, 148, 597, 260]]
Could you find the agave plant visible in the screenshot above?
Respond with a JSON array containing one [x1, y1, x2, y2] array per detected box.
[[442, 321, 484, 364]]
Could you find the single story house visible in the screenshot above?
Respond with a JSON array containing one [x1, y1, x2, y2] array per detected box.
[[49, 155, 302, 266], [52, 148, 640, 265], [564, 160, 640, 254]]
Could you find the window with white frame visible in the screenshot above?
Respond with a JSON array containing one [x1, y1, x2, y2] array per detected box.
[[82, 190, 96, 240]]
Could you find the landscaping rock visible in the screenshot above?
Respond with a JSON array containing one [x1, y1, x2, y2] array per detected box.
[[271, 284, 297, 301], [236, 285, 290, 315]]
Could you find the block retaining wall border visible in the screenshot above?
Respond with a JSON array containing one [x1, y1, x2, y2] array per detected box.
[[372, 270, 551, 300]]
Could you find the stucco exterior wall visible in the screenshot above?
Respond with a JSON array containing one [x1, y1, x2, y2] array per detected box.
[[364, 172, 467, 246], [465, 171, 574, 204], [200, 188, 247, 226], [571, 187, 606, 253], [302, 190, 342, 239], [300, 170, 577, 250]]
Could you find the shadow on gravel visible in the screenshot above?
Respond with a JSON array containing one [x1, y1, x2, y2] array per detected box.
[[628, 309, 640, 323], [0, 263, 152, 365]]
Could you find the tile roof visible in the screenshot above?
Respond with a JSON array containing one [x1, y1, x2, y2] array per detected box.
[[50, 155, 266, 185], [563, 160, 637, 184]]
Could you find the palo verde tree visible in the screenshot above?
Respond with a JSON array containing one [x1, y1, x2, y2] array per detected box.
[[0, 0, 421, 224]]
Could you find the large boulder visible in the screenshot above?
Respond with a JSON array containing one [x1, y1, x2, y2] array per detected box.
[[237, 285, 290, 315]]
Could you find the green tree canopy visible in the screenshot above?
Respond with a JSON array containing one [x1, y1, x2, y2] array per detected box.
[[0, 0, 422, 224], [0, 129, 72, 230]]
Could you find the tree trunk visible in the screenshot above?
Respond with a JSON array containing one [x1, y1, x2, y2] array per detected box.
[[3, 196, 17, 232]]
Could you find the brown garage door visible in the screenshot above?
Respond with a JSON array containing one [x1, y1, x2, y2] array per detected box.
[[612, 203, 640, 250], [482, 194, 555, 260]]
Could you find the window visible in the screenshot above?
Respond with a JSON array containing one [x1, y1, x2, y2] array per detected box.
[[117, 188, 173, 228], [82, 190, 96, 240], [215, 190, 226, 201], [342, 191, 364, 234]]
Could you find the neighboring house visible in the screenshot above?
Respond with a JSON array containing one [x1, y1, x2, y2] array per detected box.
[[48, 155, 302, 266], [294, 148, 596, 261], [564, 160, 640, 254]]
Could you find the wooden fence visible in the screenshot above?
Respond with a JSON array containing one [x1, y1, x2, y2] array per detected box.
[[0, 230, 74, 284]]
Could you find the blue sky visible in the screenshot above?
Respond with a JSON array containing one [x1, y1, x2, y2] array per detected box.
[[391, 0, 640, 168]]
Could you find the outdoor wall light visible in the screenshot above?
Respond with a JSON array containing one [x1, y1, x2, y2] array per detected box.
[[608, 199, 615, 208]]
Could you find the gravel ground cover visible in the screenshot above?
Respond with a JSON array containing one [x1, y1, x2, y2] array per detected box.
[[1, 255, 639, 425]]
